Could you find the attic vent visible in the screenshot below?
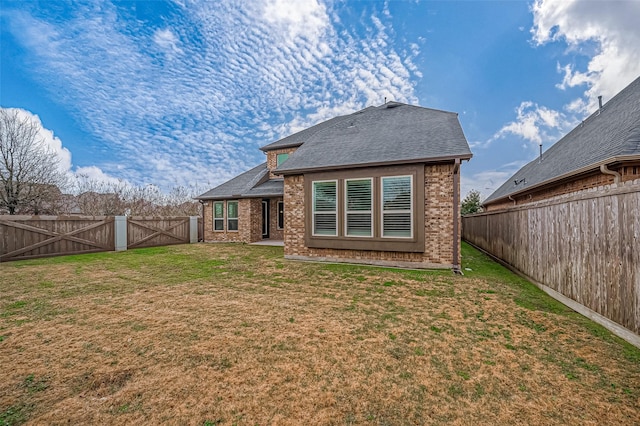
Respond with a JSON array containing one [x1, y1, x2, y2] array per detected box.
[[514, 178, 526, 186], [385, 102, 401, 109]]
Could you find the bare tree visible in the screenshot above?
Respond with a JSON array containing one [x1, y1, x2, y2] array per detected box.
[[71, 174, 202, 217], [73, 174, 128, 216], [0, 109, 67, 214]]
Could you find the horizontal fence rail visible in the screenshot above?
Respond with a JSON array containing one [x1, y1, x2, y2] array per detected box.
[[0, 216, 115, 262], [463, 183, 640, 336], [0, 215, 198, 262]]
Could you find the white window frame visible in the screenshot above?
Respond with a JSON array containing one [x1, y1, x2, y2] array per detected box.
[[312, 180, 338, 237], [277, 201, 284, 230], [213, 201, 225, 232], [227, 200, 239, 232], [344, 178, 373, 238], [380, 175, 413, 239]]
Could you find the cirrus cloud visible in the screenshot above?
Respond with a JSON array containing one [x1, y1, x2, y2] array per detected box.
[[2, 0, 421, 190]]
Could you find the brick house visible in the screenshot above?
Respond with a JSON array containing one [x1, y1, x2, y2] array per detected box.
[[197, 102, 472, 270], [483, 76, 640, 211]]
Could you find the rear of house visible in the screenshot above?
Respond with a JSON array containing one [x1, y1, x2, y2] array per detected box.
[[197, 102, 472, 270]]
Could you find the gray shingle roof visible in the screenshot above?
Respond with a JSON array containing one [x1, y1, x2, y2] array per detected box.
[[484, 76, 640, 205], [274, 102, 472, 174], [259, 112, 368, 152], [195, 163, 284, 200]]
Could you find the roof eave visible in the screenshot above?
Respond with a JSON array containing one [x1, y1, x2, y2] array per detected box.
[[259, 142, 304, 152], [195, 191, 285, 201], [483, 154, 640, 206], [274, 154, 473, 176]]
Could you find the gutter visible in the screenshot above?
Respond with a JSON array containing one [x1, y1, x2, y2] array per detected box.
[[452, 158, 462, 274], [484, 154, 640, 206]]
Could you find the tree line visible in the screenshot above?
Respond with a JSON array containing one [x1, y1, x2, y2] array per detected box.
[[1, 108, 202, 217]]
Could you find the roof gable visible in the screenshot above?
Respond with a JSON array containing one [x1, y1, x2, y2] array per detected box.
[[274, 102, 472, 174], [484, 76, 640, 205]]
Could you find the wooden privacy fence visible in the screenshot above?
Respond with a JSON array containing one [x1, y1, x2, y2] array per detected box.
[[462, 182, 640, 339], [1, 215, 199, 262]]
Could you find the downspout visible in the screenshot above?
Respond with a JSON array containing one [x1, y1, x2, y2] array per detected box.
[[600, 163, 621, 184], [198, 199, 206, 242], [452, 158, 462, 274], [508, 195, 516, 206]]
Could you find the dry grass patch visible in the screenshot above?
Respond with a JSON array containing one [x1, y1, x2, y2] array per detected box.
[[1, 243, 639, 425]]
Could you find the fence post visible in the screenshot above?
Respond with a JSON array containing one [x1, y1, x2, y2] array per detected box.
[[189, 216, 198, 243], [114, 216, 127, 251]]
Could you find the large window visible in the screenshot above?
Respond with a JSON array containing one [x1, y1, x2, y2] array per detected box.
[[381, 176, 412, 238], [312, 180, 337, 236], [213, 201, 224, 231], [277, 201, 284, 230], [276, 153, 289, 167], [227, 201, 239, 231], [305, 166, 424, 252], [345, 178, 372, 237]]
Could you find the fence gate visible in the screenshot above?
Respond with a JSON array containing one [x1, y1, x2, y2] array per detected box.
[[0, 216, 115, 262], [126, 217, 191, 249]]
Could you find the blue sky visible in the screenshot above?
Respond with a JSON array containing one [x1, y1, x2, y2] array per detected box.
[[1, 0, 639, 199]]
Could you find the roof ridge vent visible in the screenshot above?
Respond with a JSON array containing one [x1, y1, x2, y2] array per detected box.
[[385, 102, 401, 109]]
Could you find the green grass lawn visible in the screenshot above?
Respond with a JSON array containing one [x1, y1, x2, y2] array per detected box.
[[1, 242, 638, 425]]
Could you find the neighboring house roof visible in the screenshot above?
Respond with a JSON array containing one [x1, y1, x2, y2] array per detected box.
[[196, 163, 284, 200], [274, 102, 472, 174], [484, 76, 640, 205]]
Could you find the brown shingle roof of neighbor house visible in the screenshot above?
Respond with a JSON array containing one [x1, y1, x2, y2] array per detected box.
[[273, 102, 472, 174], [484, 75, 640, 206], [195, 163, 284, 200]]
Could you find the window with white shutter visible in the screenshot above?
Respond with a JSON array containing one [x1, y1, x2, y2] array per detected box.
[[345, 178, 372, 237], [313, 180, 337, 236], [381, 176, 413, 238]]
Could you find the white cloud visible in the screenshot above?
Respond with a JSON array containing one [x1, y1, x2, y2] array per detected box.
[[74, 165, 123, 186], [3, 1, 421, 190], [262, 0, 330, 44], [7, 108, 72, 174], [2, 107, 125, 191], [493, 101, 572, 147], [532, 0, 640, 112], [153, 28, 183, 55]]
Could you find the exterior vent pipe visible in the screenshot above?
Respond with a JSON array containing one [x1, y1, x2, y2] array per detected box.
[[598, 95, 603, 109], [539, 143, 543, 163]]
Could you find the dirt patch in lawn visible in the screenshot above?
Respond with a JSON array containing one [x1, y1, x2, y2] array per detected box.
[[1, 243, 639, 425]]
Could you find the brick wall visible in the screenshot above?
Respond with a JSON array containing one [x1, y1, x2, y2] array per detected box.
[[202, 199, 261, 243], [202, 198, 282, 243], [284, 163, 457, 268], [484, 164, 640, 212], [266, 148, 298, 179], [245, 199, 263, 243], [268, 197, 284, 240], [425, 164, 456, 265]]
